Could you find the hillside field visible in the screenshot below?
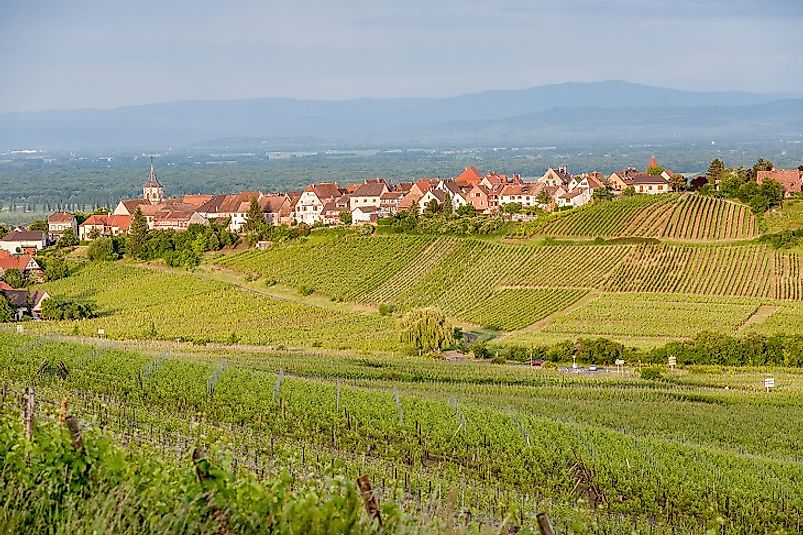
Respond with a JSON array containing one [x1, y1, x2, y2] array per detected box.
[[209, 232, 803, 347], [3, 331, 803, 533], [538, 193, 758, 241]]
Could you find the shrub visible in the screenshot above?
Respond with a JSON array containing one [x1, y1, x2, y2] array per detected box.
[[298, 285, 315, 296], [640, 367, 664, 381]]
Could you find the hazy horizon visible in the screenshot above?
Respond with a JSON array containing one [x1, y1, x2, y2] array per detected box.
[[2, 0, 802, 114]]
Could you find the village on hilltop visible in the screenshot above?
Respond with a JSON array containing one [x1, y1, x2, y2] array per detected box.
[[1, 157, 801, 255]]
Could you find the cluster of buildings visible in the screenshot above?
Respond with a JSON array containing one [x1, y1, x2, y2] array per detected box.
[[54, 157, 677, 239], [5, 159, 802, 248]]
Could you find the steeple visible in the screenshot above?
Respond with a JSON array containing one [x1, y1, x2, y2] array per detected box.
[[143, 157, 164, 204], [647, 156, 658, 170]]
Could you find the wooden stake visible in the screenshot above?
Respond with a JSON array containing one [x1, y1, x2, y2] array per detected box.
[[22, 387, 35, 440], [536, 512, 555, 535], [65, 415, 84, 452], [357, 475, 382, 526], [59, 397, 68, 427]]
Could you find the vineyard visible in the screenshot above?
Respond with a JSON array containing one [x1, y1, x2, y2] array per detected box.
[[538, 194, 758, 240], [28, 263, 400, 351], [207, 233, 803, 345], [3, 331, 803, 533]]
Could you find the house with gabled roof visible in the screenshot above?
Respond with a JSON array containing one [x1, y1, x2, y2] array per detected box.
[[2, 289, 49, 321], [79, 214, 132, 240], [540, 166, 572, 187], [417, 189, 448, 212], [47, 212, 77, 243], [454, 166, 483, 186], [351, 205, 380, 225], [295, 183, 344, 225], [1, 230, 46, 254], [349, 180, 389, 211], [0, 251, 41, 278], [379, 191, 406, 216], [757, 169, 803, 197], [260, 194, 288, 225]]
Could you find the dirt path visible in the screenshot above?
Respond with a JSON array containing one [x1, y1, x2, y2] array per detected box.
[[737, 305, 779, 332]]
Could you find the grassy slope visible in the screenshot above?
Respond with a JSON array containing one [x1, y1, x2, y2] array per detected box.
[[2, 331, 803, 533], [210, 230, 802, 347], [29, 262, 400, 352]]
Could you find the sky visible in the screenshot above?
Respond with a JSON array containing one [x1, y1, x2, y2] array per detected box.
[[1, 0, 802, 113]]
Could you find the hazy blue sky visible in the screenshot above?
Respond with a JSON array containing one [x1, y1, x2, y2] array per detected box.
[[1, 0, 801, 112]]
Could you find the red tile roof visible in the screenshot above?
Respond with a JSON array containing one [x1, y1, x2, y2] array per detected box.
[[455, 166, 483, 185], [47, 211, 75, 224], [757, 169, 802, 193]]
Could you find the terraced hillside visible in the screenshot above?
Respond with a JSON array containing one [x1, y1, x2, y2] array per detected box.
[[540, 194, 758, 240], [212, 234, 803, 342]]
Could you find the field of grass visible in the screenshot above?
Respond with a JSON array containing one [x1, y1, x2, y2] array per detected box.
[[765, 199, 803, 233], [3, 331, 803, 533], [28, 263, 400, 351], [539, 194, 758, 240]]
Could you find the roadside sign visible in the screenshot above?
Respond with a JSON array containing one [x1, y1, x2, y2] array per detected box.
[[668, 356, 677, 369], [765, 376, 775, 392], [97, 328, 105, 337], [615, 359, 625, 374], [16, 325, 24, 333]]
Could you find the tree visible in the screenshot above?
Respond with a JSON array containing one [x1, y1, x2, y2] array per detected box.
[[622, 186, 637, 197], [2, 268, 24, 289], [0, 294, 13, 322], [43, 256, 68, 281], [57, 228, 79, 247], [646, 166, 665, 176], [242, 198, 265, 234], [455, 204, 475, 217], [424, 199, 440, 217], [759, 179, 784, 208], [669, 174, 686, 192], [86, 237, 117, 261], [339, 210, 352, 225], [748, 158, 774, 182], [442, 193, 453, 216], [28, 219, 48, 232], [707, 159, 726, 184], [592, 187, 613, 203], [127, 208, 149, 259], [399, 308, 454, 354], [500, 202, 522, 220]]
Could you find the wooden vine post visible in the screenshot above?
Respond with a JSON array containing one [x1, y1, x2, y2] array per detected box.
[[357, 475, 382, 526], [22, 387, 35, 440], [536, 512, 555, 535]]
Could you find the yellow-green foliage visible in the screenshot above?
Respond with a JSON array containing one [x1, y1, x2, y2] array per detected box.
[[31, 263, 398, 350], [540, 194, 757, 240]]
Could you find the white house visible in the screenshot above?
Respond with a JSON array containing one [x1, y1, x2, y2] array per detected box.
[[0, 230, 46, 254], [351, 206, 380, 225], [295, 183, 343, 225], [47, 212, 78, 243], [349, 180, 389, 211]]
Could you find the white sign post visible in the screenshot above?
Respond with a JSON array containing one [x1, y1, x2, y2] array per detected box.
[[15, 324, 24, 334], [668, 356, 677, 370], [615, 359, 625, 375], [764, 376, 775, 393], [97, 328, 106, 338]]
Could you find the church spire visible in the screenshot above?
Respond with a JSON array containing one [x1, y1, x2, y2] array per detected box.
[[143, 157, 164, 204]]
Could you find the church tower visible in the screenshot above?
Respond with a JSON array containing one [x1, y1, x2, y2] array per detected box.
[[143, 158, 164, 205]]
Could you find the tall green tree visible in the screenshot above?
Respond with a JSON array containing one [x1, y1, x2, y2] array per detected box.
[[0, 294, 14, 322], [43, 256, 68, 281], [706, 159, 726, 184], [669, 174, 686, 192], [399, 308, 454, 354], [127, 208, 149, 259], [57, 228, 79, 247], [242, 198, 265, 234], [2, 268, 24, 288], [28, 219, 48, 232]]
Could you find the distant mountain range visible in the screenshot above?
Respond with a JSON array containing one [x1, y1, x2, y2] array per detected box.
[[1, 80, 801, 150]]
